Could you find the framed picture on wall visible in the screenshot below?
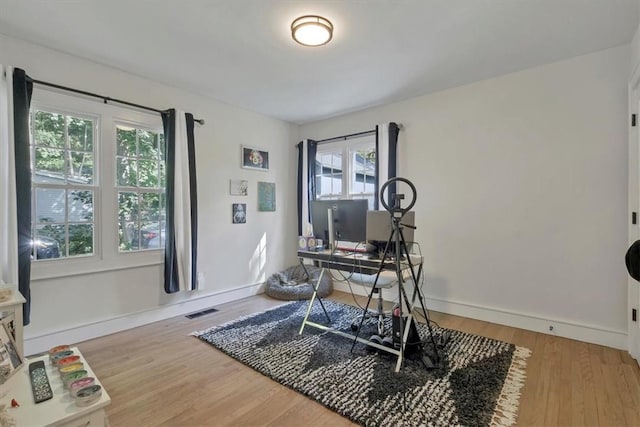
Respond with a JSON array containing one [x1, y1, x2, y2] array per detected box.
[[232, 203, 247, 224], [257, 181, 276, 212], [241, 145, 269, 171], [230, 179, 249, 196]]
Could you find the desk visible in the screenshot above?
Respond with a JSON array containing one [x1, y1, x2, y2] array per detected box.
[[297, 249, 427, 372], [2, 347, 111, 426]]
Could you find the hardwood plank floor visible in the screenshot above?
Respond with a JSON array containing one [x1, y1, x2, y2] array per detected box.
[[69, 292, 640, 426]]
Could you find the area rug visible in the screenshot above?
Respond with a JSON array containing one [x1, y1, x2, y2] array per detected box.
[[192, 300, 531, 426]]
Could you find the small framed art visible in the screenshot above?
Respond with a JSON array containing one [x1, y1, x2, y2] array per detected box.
[[232, 203, 247, 224], [257, 181, 276, 212], [0, 321, 22, 383], [242, 145, 269, 171], [230, 179, 248, 196]]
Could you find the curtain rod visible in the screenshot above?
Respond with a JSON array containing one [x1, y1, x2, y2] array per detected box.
[[315, 129, 376, 144], [28, 77, 205, 125]]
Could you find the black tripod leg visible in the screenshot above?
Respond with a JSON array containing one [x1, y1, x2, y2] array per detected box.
[[398, 230, 441, 366]]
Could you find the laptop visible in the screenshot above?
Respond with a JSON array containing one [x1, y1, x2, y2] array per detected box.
[[366, 211, 415, 254]]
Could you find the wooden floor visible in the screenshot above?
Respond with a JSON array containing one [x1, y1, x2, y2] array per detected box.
[[72, 292, 640, 426]]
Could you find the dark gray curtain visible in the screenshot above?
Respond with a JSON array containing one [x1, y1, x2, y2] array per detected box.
[[161, 109, 198, 293], [13, 68, 33, 325], [297, 140, 317, 235], [374, 122, 399, 210]]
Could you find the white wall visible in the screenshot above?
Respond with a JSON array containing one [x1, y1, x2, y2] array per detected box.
[[626, 1, 640, 360], [0, 34, 300, 354], [632, 0, 640, 75], [302, 45, 630, 348]]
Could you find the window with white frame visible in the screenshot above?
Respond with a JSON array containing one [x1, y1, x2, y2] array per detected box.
[[31, 109, 97, 260], [29, 89, 165, 273], [115, 125, 165, 252], [315, 134, 376, 208]]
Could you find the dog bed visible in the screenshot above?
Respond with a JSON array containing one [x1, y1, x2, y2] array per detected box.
[[265, 264, 333, 300]]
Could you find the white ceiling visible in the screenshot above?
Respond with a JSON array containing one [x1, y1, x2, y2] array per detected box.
[[0, 0, 637, 124]]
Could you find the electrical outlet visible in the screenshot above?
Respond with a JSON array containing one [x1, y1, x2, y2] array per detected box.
[[548, 325, 554, 332], [197, 271, 205, 287]]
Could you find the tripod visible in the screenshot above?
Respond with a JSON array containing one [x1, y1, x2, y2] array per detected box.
[[351, 177, 442, 371]]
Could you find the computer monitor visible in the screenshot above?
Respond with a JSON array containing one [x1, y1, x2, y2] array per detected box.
[[310, 199, 368, 248], [366, 210, 415, 255]]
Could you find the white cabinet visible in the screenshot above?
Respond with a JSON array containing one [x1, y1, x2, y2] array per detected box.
[[2, 347, 111, 426]]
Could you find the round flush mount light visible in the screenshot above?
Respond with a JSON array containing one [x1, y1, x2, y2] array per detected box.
[[291, 15, 333, 47]]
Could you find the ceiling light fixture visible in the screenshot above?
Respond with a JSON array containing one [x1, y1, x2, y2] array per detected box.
[[291, 15, 333, 47]]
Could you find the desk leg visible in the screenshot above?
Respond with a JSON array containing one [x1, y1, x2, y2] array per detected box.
[[299, 267, 330, 335]]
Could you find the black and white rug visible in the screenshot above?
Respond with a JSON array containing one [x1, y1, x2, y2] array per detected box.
[[192, 300, 531, 426]]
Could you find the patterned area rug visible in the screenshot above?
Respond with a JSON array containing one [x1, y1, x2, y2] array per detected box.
[[192, 300, 531, 426]]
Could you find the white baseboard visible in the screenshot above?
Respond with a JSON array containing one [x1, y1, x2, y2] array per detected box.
[[333, 282, 628, 350], [24, 282, 265, 356], [27, 280, 627, 357]]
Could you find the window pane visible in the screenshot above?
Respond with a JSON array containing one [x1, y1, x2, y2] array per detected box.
[[68, 190, 93, 222], [350, 147, 375, 195], [34, 147, 65, 183], [33, 111, 64, 148], [68, 117, 94, 151], [159, 133, 165, 159], [140, 221, 161, 249], [116, 127, 137, 156], [35, 225, 65, 259], [118, 192, 139, 222], [119, 222, 139, 251], [68, 151, 94, 184], [317, 152, 343, 196], [33, 111, 96, 187], [139, 193, 163, 249], [138, 130, 159, 159], [159, 162, 166, 188], [116, 125, 164, 252], [118, 192, 139, 251], [117, 157, 138, 186], [140, 192, 161, 222], [35, 188, 65, 223], [137, 160, 159, 188], [68, 224, 93, 256], [327, 177, 342, 194], [157, 194, 165, 249], [351, 151, 363, 194]]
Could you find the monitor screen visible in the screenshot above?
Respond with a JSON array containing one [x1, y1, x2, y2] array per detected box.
[[310, 199, 368, 247]]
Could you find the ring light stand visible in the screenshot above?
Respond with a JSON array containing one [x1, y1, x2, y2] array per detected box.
[[351, 177, 442, 370]]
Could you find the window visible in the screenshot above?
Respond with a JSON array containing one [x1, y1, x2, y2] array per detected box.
[[31, 110, 96, 260], [29, 89, 164, 275], [315, 134, 376, 208], [115, 125, 165, 252]]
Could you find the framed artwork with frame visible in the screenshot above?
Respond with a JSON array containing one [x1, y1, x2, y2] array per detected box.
[[242, 145, 269, 171], [232, 203, 247, 224], [257, 181, 276, 212], [230, 179, 248, 196], [0, 320, 22, 383]]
